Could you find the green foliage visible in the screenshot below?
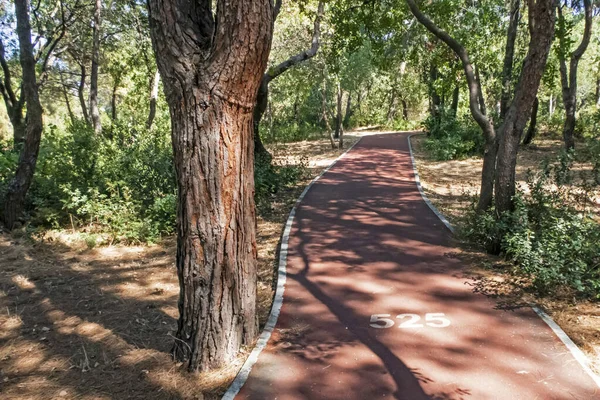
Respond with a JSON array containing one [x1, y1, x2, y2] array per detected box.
[[423, 110, 484, 160], [463, 154, 600, 298], [27, 119, 176, 243], [0, 140, 18, 200], [254, 154, 308, 214]]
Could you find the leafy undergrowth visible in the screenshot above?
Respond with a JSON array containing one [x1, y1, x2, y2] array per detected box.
[[410, 134, 600, 373], [0, 135, 359, 400]]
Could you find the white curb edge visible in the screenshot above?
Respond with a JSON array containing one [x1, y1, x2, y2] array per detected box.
[[531, 306, 600, 388], [407, 133, 600, 389], [407, 133, 455, 233], [222, 137, 364, 400]]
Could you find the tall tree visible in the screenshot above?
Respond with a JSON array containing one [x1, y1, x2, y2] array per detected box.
[[147, 0, 274, 371], [494, 0, 556, 215], [89, 0, 102, 134], [500, 0, 521, 119], [254, 0, 324, 161], [407, 0, 556, 214], [557, 0, 593, 150], [2, 0, 45, 228]]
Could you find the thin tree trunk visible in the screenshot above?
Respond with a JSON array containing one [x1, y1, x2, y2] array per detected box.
[[387, 87, 397, 123], [335, 83, 343, 143], [60, 74, 76, 125], [400, 99, 408, 120], [522, 96, 539, 145], [495, 0, 556, 216], [549, 93, 554, 115], [429, 64, 441, 118], [2, 0, 44, 229], [78, 63, 90, 124], [111, 76, 120, 121], [146, 69, 160, 129], [321, 85, 335, 149], [450, 85, 459, 116], [89, 0, 102, 134], [500, 0, 521, 119], [343, 92, 352, 128], [558, 0, 592, 150], [147, 0, 273, 372]]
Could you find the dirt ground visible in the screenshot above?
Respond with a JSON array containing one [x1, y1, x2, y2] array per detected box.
[[410, 134, 600, 374], [0, 134, 360, 400]]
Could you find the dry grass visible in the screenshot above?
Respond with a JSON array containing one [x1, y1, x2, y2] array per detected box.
[[0, 135, 360, 400], [410, 133, 600, 374]]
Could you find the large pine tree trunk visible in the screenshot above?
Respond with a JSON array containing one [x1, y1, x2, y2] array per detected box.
[[2, 0, 44, 229], [169, 87, 259, 371], [147, 0, 273, 372]]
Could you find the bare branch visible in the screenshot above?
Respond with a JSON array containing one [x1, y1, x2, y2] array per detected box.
[[0, 37, 18, 108], [265, 1, 324, 83]]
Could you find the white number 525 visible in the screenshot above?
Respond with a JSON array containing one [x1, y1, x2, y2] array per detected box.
[[369, 313, 451, 329]]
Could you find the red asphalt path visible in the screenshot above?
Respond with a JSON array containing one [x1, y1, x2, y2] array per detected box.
[[236, 132, 599, 400]]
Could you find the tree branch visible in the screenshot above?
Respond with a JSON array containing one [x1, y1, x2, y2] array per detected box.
[[0, 37, 18, 108], [265, 1, 324, 83], [405, 0, 492, 135]]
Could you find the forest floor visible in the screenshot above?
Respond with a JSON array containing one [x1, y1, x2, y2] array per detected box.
[[0, 133, 361, 400], [410, 133, 600, 375]]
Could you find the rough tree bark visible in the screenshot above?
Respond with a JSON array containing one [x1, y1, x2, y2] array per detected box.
[[500, 0, 521, 119], [147, 0, 273, 371], [253, 1, 324, 161], [522, 96, 539, 145], [495, 0, 556, 215], [406, 0, 497, 211], [2, 0, 44, 229], [89, 0, 102, 134], [558, 0, 592, 150], [146, 69, 160, 129]]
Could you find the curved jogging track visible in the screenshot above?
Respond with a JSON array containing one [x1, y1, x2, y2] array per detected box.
[[226, 132, 600, 400]]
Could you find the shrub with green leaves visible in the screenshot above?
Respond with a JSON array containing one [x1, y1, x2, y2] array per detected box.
[[463, 154, 600, 298], [423, 109, 484, 160]]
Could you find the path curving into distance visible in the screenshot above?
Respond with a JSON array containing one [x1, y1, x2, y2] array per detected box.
[[228, 132, 600, 400]]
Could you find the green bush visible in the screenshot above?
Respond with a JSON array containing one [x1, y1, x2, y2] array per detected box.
[[22, 119, 176, 243], [463, 154, 600, 298], [254, 153, 308, 214], [423, 110, 484, 160]]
